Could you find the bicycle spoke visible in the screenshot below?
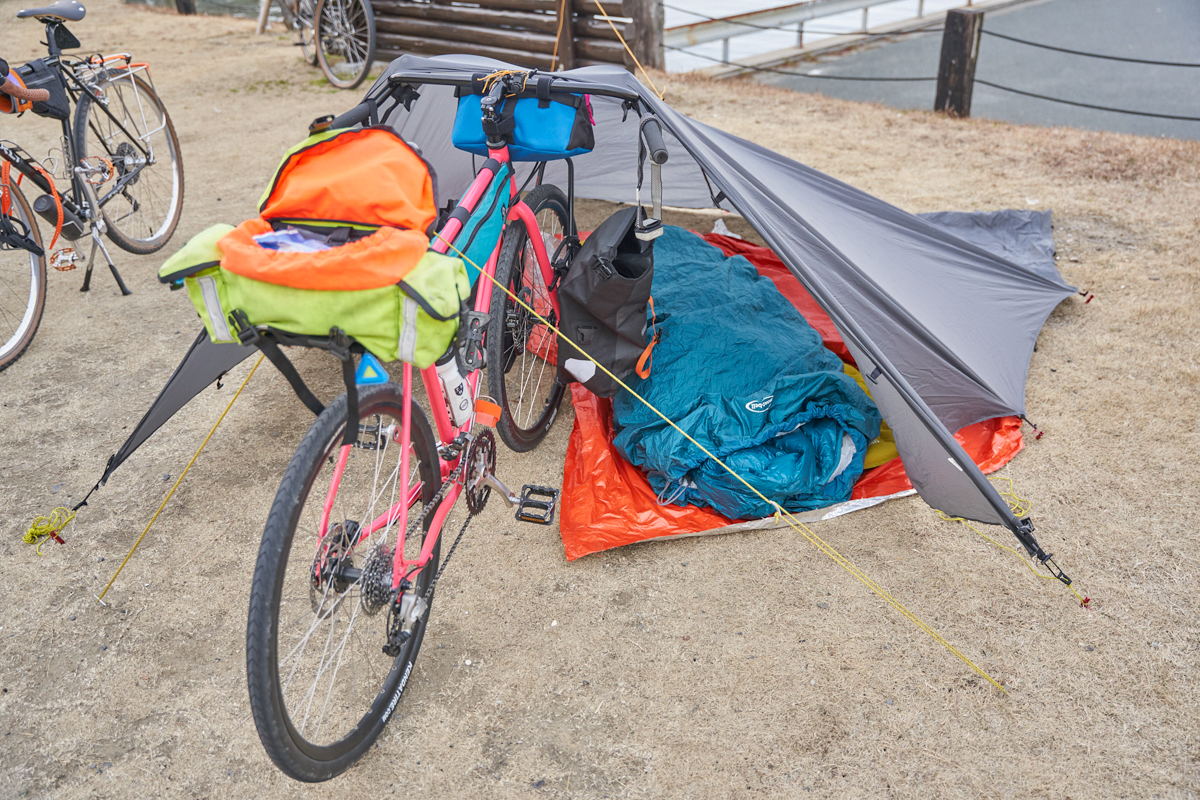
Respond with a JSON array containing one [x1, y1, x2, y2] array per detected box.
[[270, 400, 434, 749]]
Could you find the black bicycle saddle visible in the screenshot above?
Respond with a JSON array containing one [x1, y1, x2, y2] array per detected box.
[[16, 0, 86, 21]]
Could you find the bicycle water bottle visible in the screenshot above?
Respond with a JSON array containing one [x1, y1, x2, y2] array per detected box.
[[435, 351, 474, 427]]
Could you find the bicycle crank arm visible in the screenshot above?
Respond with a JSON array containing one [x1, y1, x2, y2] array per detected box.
[[480, 472, 520, 507]]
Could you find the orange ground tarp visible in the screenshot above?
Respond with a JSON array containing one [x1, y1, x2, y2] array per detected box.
[[558, 233, 1024, 561]]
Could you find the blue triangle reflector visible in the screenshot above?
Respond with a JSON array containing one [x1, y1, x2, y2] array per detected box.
[[355, 353, 389, 385]]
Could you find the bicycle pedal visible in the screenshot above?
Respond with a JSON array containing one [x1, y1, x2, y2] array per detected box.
[[516, 485, 559, 525]]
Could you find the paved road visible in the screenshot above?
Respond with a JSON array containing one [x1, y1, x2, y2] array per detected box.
[[756, 0, 1200, 140]]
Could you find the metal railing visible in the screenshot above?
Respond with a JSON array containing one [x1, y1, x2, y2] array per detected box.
[[664, 0, 970, 64]]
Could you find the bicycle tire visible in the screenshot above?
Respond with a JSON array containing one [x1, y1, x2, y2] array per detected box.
[[0, 182, 47, 372], [315, 0, 376, 90], [246, 383, 442, 782], [294, 0, 319, 66], [72, 70, 184, 256], [486, 183, 570, 453]]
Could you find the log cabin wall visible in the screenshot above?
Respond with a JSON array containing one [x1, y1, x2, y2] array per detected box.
[[371, 0, 664, 72]]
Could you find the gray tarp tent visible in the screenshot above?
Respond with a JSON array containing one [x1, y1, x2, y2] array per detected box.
[[97, 54, 1075, 561], [379, 55, 1075, 556]]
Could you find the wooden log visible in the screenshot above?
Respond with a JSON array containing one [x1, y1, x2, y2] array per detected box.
[[622, 0, 663, 69], [574, 36, 627, 65], [573, 15, 626, 41], [375, 17, 558, 53], [553, 0, 575, 70], [376, 32, 557, 69], [452, 0, 558, 12], [447, 0, 619, 14], [934, 8, 984, 117], [371, 0, 558, 34]]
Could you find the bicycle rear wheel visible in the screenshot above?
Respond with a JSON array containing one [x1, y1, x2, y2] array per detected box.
[[73, 70, 184, 255], [315, 0, 376, 90], [246, 382, 442, 782], [0, 183, 47, 372], [485, 182, 570, 453]]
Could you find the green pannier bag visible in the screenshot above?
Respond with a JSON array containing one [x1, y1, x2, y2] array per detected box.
[[159, 225, 469, 368], [158, 127, 470, 369]]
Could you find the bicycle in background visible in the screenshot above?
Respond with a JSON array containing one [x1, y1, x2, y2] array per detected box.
[[281, 0, 377, 90], [0, 0, 184, 371]]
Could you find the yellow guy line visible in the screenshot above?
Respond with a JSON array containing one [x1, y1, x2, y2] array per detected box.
[[435, 232, 1006, 693], [592, 0, 665, 100], [938, 478, 1089, 607], [97, 355, 264, 604]]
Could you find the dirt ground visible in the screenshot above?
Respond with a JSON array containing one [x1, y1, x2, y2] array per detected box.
[[1, 2, 1198, 797]]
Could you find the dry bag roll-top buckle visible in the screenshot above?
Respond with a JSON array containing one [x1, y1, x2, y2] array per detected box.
[[635, 217, 663, 242]]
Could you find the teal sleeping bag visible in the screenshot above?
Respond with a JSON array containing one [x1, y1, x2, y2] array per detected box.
[[611, 227, 882, 520]]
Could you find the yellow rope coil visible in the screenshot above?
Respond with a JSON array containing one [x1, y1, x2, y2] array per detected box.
[[436, 230, 1008, 693], [24, 507, 76, 555]]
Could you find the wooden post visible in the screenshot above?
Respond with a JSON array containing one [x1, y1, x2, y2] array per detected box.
[[256, 0, 271, 34], [175, 0, 196, 14], [623, 0, 664, 71], [934, 8, 984, 117], [553, 0, 574, 71]]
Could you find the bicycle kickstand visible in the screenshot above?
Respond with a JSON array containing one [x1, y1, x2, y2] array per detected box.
[[80, 227, 131, 296]]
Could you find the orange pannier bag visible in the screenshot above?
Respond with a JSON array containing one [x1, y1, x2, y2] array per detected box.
[[219, 126, 438, 291]]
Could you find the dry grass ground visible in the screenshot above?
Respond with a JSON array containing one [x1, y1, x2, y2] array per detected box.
[[1, 2, 1198, 797]]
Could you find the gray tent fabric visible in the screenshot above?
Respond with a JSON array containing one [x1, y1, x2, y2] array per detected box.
[[919, 210, 1059, 283], [376, 55, 1076, 553], [98, 330, 253, 487]]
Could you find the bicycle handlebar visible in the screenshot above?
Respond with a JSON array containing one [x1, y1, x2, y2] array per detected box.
[[640, 118, 669, 165], [329, 100, 374, 130], [386, 71, 644, 103], [1, 77, 50, 103]]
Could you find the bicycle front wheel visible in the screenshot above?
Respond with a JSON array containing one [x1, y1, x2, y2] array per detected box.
[[486, 182, 570, 453], [0, 182, 47, 372], [295, 0, 319, 65], [73, 70, 184, 255], [315, 0, 376, 90], [246, 383, 443, 782]]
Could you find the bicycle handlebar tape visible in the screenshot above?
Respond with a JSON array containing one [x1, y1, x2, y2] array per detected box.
[[641, 118, 669, 165], [1, 76, 50, 103]]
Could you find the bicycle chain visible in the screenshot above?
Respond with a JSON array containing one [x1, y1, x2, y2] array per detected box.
[[423, 513, 474, 602], [383, 457, 479, 604]]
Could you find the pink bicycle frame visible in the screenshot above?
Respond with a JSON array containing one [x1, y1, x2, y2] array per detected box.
[[316, 143, 561, 592]]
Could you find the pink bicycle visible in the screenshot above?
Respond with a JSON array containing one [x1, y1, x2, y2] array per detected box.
[[243, 70, 658, 781]]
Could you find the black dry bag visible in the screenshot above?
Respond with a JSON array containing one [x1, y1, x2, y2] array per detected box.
[[557, 207, 655, 397]]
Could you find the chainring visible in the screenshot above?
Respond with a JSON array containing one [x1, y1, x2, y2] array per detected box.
[[463, 429, 496, 515]]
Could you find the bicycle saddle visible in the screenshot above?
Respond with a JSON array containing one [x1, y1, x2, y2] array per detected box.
[[16, 0, 85, 21]]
